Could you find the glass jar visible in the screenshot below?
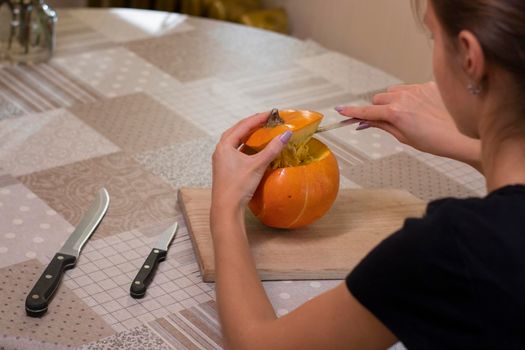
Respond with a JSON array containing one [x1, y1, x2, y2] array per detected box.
[[0, 0, 57, 64]]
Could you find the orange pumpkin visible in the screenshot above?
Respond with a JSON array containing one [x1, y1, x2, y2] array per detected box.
[[245, 110, 340, 229]]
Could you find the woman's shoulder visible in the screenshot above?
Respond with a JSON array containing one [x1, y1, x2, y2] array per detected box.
[[428, 183, 525, 211], [420, 184, 525, 234], [350, 184, 525, 276], [395, 184, 525, 267]]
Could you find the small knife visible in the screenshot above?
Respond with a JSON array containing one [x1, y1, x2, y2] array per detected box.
[[315, 118, 363, 133], [130, 222, 178, 299], [25, 188, 110, 317]]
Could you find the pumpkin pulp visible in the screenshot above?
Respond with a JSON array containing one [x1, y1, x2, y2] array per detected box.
[[244, 109, 323, 152]]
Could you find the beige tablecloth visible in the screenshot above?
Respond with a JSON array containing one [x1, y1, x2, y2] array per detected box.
[[0, 8, 485, 349]]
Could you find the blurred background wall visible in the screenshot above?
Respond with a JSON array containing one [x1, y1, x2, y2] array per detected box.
[[48, 0, 433, 83], [263, 0, 433, 83]]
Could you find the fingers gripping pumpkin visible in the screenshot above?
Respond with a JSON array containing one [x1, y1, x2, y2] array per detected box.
[[245, 110, 340, 229]]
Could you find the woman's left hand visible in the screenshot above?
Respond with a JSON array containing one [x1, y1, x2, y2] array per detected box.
[[212, 112, 291, 210]]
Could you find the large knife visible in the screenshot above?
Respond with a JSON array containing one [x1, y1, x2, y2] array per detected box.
[[25, 188, 110, 317], [130, 222, 178, 299]]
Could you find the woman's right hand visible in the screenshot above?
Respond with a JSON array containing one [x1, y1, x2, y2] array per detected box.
[[336, 82, 482, 171]]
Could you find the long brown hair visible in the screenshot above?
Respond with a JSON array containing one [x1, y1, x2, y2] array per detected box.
[[427, 0, 525, 92]]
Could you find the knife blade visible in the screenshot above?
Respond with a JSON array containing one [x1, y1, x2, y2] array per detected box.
[[25, 188, 110, 317], [130, 222, 178, 299], [129, 222, 179, 299], [315, 118, 362, 133]]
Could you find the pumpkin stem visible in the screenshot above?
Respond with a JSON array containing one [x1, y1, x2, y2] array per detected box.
[[265, 108, 285, 127]]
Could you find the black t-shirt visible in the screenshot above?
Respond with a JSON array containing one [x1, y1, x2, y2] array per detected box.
[[346, 185, 525, 349]]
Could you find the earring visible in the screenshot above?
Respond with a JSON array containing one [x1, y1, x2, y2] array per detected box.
[[467, 82, 482, 95]]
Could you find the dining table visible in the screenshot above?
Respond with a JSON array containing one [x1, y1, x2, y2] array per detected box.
[[0, 7, 486, 350]]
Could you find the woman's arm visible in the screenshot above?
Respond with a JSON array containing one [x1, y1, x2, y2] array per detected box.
[[211, 112, 396, 350], [211, 205, 397, 350], [336, 82, 483, 172]]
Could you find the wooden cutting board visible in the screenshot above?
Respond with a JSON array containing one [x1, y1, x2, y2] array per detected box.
[[178, 188, 426, 282]]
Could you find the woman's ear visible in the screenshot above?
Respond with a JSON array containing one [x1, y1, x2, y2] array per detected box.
[[457, 30, 486, 82]]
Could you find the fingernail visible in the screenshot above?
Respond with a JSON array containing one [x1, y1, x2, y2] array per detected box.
[[334, 106, 345, 113], [356, 122, 371, 131], [279, 130, 293, 144]]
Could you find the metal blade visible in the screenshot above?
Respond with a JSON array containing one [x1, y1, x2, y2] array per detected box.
[[59, 188, 110, 258], [153, 222, 178, 251], [315, 118, 362, 133]]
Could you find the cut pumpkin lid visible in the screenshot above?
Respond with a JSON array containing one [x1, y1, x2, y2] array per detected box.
[[245, 109, 324, 151]]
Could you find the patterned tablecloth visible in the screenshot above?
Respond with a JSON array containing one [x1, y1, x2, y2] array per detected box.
[[0, 8, 486, 350]]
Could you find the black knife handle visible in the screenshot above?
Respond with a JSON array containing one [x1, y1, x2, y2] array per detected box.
[[130, 248, 167, 299], [25, 253, 77, 317]]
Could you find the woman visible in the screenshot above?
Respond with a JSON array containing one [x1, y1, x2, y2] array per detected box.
[[211, 0, 525, 348]]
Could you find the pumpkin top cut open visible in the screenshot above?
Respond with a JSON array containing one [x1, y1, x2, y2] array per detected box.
[[245, 109, 323, 150], [244, 109, 325, 169]]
